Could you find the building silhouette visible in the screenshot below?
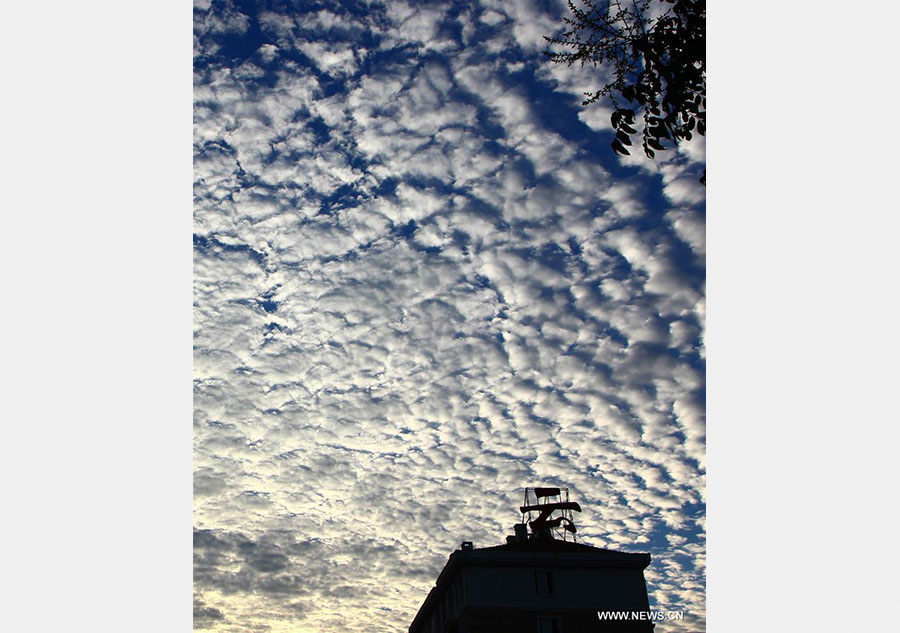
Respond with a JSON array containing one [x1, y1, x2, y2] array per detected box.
[[408, 488, 655, 633]]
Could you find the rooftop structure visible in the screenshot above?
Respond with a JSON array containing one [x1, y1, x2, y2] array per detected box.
[[408, 488, 654, 633]]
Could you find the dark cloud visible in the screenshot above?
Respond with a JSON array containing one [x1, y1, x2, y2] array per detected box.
[[194, 595, 225, 628]]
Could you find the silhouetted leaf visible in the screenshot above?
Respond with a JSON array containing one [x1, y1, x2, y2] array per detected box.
[[612, 138, 631, 156], [615, 130, 633, 145]]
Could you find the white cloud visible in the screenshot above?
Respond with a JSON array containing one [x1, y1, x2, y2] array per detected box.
[[194, 1, 706, 631]]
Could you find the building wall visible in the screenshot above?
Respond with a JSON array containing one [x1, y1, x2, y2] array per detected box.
[[463, 563, 651, 612], [463, 608, 653, 633]]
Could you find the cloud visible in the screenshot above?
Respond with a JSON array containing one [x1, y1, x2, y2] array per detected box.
[[194, 1, 706, 631]]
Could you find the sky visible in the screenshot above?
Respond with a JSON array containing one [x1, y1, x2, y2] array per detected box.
[[192, 1, 706, 631], [6, 3, 900, 633]]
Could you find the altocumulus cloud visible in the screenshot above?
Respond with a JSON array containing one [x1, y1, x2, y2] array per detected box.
[[194, 1, 706, 631]]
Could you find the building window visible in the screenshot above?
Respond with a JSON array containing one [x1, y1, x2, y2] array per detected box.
[[538, 616, 561, 633], [535, 571, 554, 595]]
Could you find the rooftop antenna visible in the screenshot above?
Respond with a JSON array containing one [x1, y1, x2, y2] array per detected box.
[[519, 487, 581, 542]]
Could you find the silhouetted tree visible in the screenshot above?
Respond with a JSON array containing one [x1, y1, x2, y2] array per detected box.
[[545, 0, 705, 181]]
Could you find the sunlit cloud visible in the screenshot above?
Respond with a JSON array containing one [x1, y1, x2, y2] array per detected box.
[[194, 1, 706, 631]]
